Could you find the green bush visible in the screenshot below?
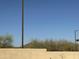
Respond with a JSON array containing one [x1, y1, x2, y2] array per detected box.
[[25, 39, 78, 51], [0, 35, 13, 48]]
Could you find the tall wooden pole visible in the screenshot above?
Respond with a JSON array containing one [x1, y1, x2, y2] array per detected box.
[[22, 0, 24, 48]]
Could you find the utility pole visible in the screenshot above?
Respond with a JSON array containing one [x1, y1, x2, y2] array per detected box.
[[74, 30, 79, 51], [22, 0, 24, 48], [75, 30, 77, 51]]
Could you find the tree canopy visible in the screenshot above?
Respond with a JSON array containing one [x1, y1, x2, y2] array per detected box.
[[0, 35, 13, 48]]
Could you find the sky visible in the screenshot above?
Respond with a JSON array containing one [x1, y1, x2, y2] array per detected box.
[[0, 0, 79, 46]]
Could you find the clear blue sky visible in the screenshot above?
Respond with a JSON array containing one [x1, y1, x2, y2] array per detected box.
[[0, 0, 79, 46]]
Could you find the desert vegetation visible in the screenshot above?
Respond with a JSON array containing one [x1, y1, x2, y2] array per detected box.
[[25, 39, 79, 51], [0, 35, 13, 48], [0, 35, 79, 51]]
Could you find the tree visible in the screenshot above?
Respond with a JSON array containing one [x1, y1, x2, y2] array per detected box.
[[0, 35, 13, 48]]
